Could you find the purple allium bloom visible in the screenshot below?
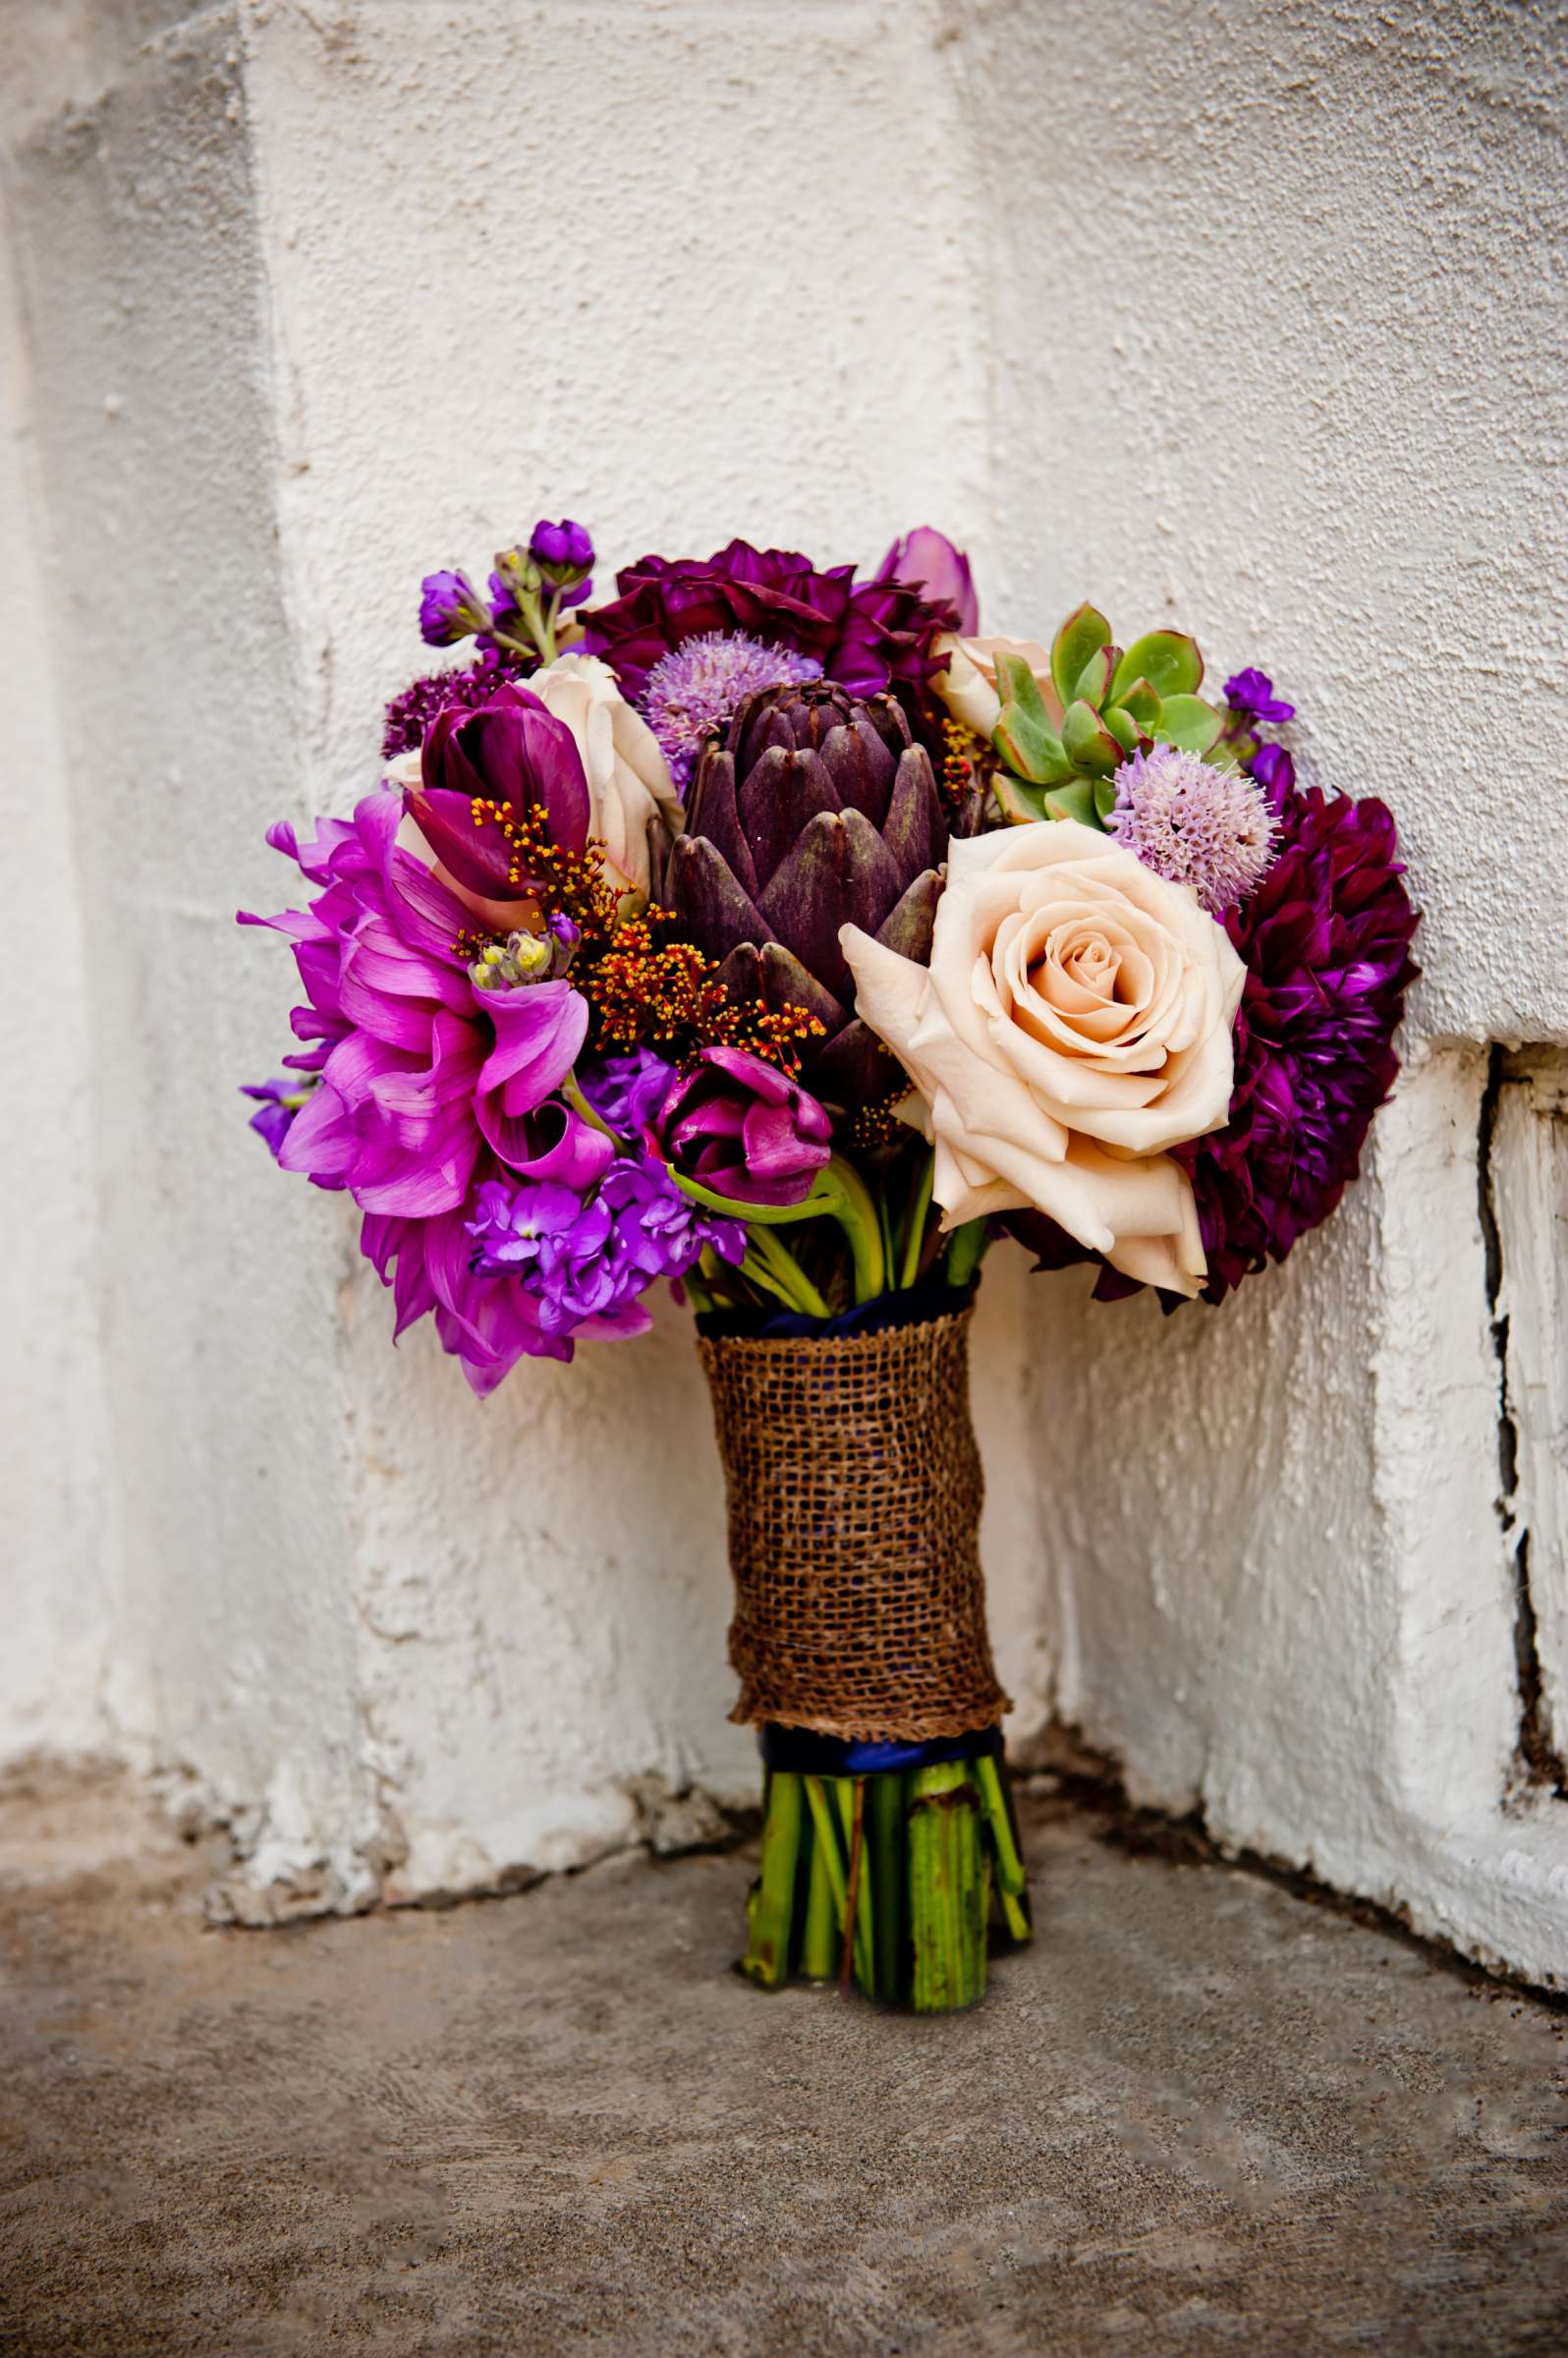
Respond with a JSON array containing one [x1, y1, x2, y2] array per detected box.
[[1223, 667, 1296, 727], [1106, 744, 1277, 917], [640, 631, 823, 791], [382, 658, 529, 760], [531, 518, 594, 576], [654, 1046, 833, 1207], [580, 1047, 679, 1139], [241, 1076, 311, 1158], [579, 537, 958, 709], [873, 527, 979, 637], [419, 569, 491, 647]]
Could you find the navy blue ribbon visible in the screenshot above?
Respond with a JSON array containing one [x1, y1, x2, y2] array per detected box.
[[757, 1721, 1003, 1776]]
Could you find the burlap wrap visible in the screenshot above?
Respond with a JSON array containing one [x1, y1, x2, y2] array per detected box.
[[698, 1305, 1010, 1742]]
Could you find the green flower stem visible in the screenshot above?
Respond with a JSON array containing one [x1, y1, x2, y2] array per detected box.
[[561, 1077, 616, 1140], [803, 1776, 849, 1928], [831, 1777, 874, 1993], [748, 1226, 830, 1319], [977, 1755, 1034, 1945], [868, 1772, 907, 2001], [944, 1217, 989, 1290], [899, 1152, 935, 1291], [825, 1155, 885, 1304], [800, 1820, 839, 1981], [671, 1157, 885, 1306], [909, 1763, 986, 2012], [742, 1771, 802, 1991]]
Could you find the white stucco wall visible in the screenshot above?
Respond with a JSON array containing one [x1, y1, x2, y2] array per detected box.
[[4, 0, 1564, 1976]]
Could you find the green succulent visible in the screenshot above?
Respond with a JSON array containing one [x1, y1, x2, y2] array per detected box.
[[990, 603, 1227, 829]]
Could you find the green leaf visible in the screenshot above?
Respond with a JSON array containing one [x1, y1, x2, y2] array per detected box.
[[1111, 631, 1204, 702], [1041, 779, 1107, 829], [992, 651, 1051, 728], [993, 771, 1055, 824], [1072, 645, 1119, 711], [1118, 677, 1161, 728], [1101, 702, 1140, 756], [1151, 693, 1223, 755], [1050, 603, 1112, 710], [1061, 699, 1124, 776], [1093, 777, 1119, 822], [993, 703, 1072, 785]]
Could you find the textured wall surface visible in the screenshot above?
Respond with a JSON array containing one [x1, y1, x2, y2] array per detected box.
[[3, 0, 1564, 1972]]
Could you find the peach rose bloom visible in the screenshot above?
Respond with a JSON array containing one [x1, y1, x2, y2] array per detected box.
[[841, 820, 1246, 1296], [933, 634, 1060, 740]]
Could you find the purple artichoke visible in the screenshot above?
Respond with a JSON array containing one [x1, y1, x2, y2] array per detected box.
[[657, 681, 949, 1107]]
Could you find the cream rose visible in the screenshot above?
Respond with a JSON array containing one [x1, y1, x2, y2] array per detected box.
[[525, 652, 683, 900], [841, 821, 1246, 1296], [933, 634, 1059, 741]]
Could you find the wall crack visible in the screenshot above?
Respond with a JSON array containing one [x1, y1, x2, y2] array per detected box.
[[1477, 1043, 1566, 1801]]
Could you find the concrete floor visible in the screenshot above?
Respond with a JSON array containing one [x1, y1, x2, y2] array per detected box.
[[1, 1769, 1566, 2357]]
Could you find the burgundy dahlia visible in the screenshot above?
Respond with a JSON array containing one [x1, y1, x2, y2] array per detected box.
[[579, 537, 960, 709]]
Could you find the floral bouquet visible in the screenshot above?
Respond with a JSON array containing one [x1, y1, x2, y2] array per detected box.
[[240, 518, 1418, 2012]]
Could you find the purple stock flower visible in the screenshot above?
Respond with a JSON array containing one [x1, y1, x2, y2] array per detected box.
[[531, 518, 594, 577], [382, 657, 530, 760], [873, 527, 979, 637], [1223, 667, 1296, 727], [241, 1076, 311, 1159], [419, 570, 491, 647], [579, 1047, 678, 1138], [467, 1154, 742, 1343], [579, 537, 958, 709], [654, 1046, 832, 1207]]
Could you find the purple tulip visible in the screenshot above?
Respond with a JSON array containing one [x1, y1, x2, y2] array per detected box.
[[419, 569, 491, 647], [873, 527, 979, 636], [407, 680, 591, 901], [654, 1046, 832, 1207]]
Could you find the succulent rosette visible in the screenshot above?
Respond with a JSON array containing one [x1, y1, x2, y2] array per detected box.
[[658, 680, 951, 1108]]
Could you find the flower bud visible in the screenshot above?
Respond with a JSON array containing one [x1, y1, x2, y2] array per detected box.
[[529, 518, 595, 589], [418, 568, 492, 647]]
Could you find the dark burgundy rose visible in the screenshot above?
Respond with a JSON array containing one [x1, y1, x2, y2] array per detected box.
[[579, 537, 958, 707]]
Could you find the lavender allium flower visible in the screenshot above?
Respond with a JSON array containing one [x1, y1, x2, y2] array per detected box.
[[640, 631, 823, 790], [580, 1048, 678, 1138], [1106, 745, 1277, 917], [382, 659, 528, 760]]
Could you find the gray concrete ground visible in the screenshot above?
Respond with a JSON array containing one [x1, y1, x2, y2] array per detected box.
[[1, 1767, 1566, 2358]]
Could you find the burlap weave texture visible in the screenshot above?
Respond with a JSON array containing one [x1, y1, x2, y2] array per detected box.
[[698, 1306, 1010, 1742]]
